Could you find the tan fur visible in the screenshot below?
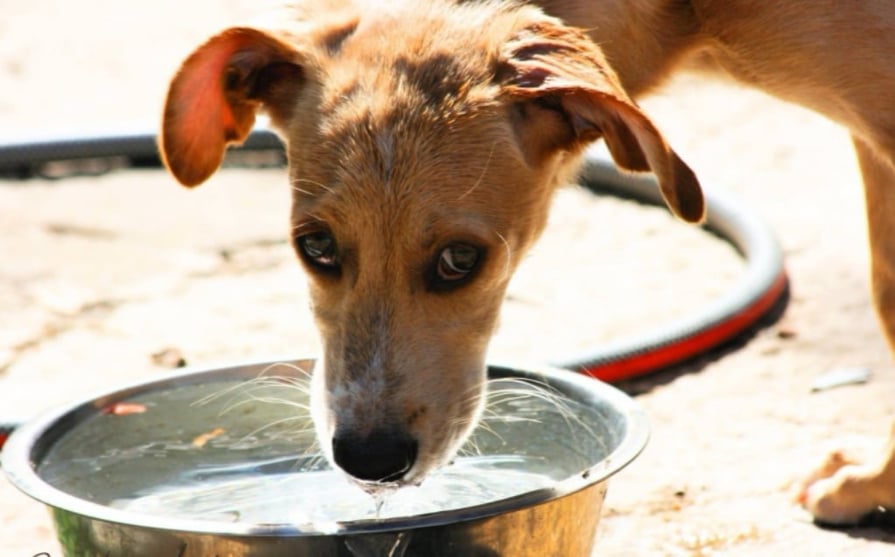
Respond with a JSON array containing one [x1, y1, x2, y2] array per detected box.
[[534, 0, 895, 526], [160, 0, 895, 521]]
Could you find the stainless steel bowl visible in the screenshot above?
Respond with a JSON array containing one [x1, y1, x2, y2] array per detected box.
[[2, 358, 648, 557]]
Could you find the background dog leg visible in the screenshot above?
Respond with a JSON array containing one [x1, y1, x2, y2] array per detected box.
[[797, 137, 895, 524]]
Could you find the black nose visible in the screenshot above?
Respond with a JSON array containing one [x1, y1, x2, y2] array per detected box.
[[332, 428, 418, 483]]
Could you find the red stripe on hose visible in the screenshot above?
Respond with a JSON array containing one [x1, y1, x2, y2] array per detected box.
[[581, 269, 788, 383]]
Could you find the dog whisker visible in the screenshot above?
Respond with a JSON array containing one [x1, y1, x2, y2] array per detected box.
[[463, 415, 505, 453], [227, 395, 311, 412], [291, 177, 335, 195], [456, 426, 485, 457], [235, 415, 313, 442], [238, 374, 313, 395], [211, 382, 313, 419], [486, 378, 599, 441], [191, 378, 253, 408], [302, 451, 329, 472], [493, 230, 513, 281], [191, 361, 313, 408], [255, 361, 315, 382], [458, 141, 497, 200]]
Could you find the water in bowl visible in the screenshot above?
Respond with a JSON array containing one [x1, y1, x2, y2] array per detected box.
[[37, 372, 614, 528]]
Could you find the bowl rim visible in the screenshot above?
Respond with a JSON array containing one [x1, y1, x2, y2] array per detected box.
[[1, 357, 649, 537]]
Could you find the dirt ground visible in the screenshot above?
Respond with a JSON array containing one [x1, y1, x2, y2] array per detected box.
[[2, 1, 895, 555]]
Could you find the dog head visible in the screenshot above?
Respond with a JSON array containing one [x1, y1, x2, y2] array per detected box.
[[160, 0, 702, 487]]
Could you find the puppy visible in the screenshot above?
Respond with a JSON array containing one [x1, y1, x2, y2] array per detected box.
[[160, 0, 702, 487]]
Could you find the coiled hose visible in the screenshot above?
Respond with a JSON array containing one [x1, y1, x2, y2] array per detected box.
[[560, 153, 788, 382]]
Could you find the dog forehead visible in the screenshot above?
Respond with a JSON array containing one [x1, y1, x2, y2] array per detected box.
[[304, 84, 513, 192], [287, 90, 545, 251], [295, 133, 503, 227]]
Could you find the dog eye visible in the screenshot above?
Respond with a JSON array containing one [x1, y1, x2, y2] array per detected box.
[[296, 231, 339, 271], [432, 243, 481, 289]]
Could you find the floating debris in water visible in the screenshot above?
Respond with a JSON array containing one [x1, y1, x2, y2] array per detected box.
[[102, 402, 147, 416], [192, 427, 226, 448]]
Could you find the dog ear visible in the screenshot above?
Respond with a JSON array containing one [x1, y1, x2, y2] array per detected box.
[[499, 21, 705, 223], [160, 27, 303, 187]]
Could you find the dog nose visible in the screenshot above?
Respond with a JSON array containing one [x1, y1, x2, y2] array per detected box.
[[332, 428, 418, 483]]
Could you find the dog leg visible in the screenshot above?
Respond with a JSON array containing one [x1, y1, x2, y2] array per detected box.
[[858, 136, 895, 357], [797, 137, 895, 524]]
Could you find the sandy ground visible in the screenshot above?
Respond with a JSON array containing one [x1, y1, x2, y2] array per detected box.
[[2, 1, 895, 555]]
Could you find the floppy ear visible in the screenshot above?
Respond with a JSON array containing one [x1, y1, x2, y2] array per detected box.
[[499, 21, 705, 223], [160, 27, 304, 187]]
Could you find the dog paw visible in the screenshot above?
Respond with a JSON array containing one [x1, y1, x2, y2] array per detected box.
[[792, 450, 853, 505], [795, 454, 881, 526]]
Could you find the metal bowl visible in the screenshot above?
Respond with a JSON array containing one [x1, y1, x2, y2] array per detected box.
[[2, 358, 648, 557]]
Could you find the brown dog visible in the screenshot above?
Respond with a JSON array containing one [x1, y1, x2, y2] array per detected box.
[[160, 0, 895, 524], [161, 0, 703, 489]]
